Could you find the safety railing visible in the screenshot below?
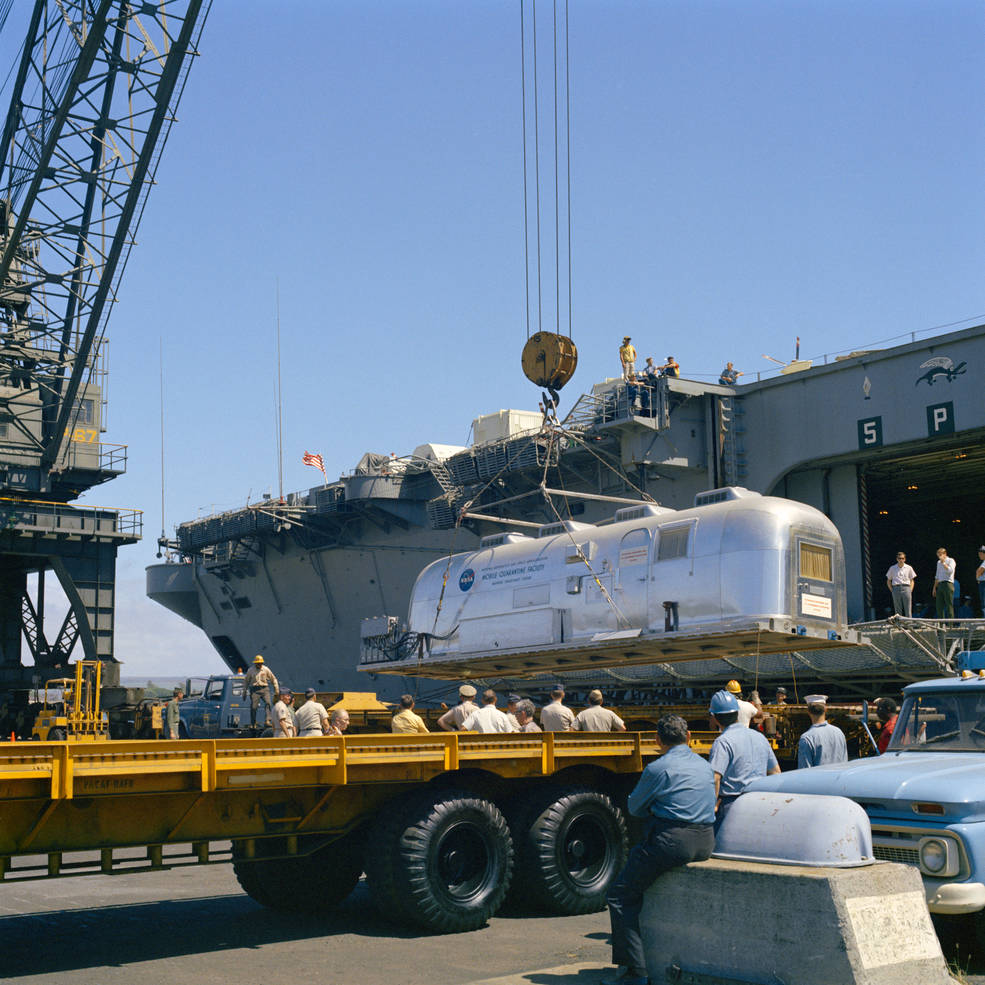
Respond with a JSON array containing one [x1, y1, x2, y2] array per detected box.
[[0, 496, 141, 539]]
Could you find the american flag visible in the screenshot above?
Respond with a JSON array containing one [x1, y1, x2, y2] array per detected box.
[[302, 451, 326, 478]]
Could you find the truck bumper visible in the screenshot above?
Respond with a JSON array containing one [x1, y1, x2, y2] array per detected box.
[[926, 879, 985, 914]]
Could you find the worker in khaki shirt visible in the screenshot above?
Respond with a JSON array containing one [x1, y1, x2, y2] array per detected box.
[[619, 336, 637, 379], [572, 689, 627, 732], [392, 694, 429, 734], [540, 687, 576, 731], [273, 688, 297, 738], [437, 684, 478, 731], [244, 654, 279, 729], [295, 687, 329, 737]]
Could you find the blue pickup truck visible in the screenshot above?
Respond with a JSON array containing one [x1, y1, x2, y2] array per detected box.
[[176, 675, 264, 738], [749, 673, 985, 944]]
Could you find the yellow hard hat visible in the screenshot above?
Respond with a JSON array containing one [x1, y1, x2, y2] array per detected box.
[[725, 680, 741, 694], [253, 654, 264, 664]]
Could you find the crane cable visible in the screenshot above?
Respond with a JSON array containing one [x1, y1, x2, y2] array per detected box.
[[520, 0, 572, 343]]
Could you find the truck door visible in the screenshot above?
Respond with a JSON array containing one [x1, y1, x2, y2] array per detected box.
[[194, 678, 225, 738], [615, 528, 651, 627]]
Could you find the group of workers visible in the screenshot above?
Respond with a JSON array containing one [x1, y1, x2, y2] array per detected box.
[[886, 544, 985, 619], [240, 655, 349, 738], [430, 684, 627, 734], [602, 679, 862, 985], [619, 336, 744, 386], [271, 687, 350, 738]]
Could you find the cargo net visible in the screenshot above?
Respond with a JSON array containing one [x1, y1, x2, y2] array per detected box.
[[490, 618, 985, 689]]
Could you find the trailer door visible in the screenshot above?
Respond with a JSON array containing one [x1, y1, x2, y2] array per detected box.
[[616, 528, 651, 627]]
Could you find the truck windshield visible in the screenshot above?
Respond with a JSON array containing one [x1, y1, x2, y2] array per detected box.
[[889, 691, 985, 752]]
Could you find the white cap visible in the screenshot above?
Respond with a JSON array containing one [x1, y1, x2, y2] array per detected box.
[[804, 694, 828, 705]]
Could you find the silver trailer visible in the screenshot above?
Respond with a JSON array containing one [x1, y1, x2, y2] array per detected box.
[[362, 488, 864, 678]]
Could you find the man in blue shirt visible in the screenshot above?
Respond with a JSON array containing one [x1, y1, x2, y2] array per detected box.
[[603, 714, 715, 985], [797, 694, 848, 768], [708, 690, 780, 833]]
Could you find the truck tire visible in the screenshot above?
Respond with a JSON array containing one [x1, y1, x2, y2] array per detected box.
[[365, 790, 513, 933], [231, 846, 276, 908], [510, 786, 627, 915]]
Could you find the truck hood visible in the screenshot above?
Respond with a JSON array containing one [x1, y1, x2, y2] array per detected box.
[[748, 751, 985, 820]]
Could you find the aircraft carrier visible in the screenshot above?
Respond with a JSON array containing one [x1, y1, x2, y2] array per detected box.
[[146, 323, 985, 702]]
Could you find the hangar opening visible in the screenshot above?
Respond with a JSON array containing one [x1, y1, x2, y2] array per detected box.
[[862, 439, 985, 618]]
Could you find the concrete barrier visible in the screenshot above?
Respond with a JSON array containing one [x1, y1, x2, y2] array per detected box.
[[640, 857, 953, 985]]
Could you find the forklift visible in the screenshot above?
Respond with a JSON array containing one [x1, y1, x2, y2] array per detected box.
[[33, 660, 110, 742]]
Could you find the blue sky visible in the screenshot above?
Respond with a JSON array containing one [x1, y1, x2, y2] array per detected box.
[[5, 1, 984, 675]]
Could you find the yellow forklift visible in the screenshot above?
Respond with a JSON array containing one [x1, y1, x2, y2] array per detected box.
[[33, 660, 110, 742]]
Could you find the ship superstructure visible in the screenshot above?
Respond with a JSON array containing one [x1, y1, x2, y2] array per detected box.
[[148, 324, 985, 700]]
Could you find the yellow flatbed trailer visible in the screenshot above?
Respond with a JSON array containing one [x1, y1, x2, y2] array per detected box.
[[0, 731, 667, 932]]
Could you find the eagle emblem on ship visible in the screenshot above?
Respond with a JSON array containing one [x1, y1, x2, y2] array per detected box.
[[915, 356, 967, 386]]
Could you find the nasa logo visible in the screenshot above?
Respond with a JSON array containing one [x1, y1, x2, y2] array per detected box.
[[459, 568, 475, 592]]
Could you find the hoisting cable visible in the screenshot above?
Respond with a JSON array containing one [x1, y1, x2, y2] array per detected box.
[[428, 429, 553, 637], [564, 0, 572, 340], [540, 483, 630, 626], [519, 0, 531, 339], [552, 422, 657, 503], [531, 0, 543, 335], [552, 0, 560, 335]]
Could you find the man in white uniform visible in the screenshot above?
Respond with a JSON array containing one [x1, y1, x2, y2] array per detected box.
[[933, 547, 956, 619], [797, 695, 848, 768], [886, 551, 917, 617], [461, 689, 515, 733]]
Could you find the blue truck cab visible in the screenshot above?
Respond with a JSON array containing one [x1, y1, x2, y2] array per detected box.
[[749, 673, 985, 935], [177, 674, 257, 738]]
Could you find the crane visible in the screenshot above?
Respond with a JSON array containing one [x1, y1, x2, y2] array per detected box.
[[0, 1, 209, 692]]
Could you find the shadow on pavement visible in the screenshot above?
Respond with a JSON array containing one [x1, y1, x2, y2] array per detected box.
[[0, 882, 420, 977]]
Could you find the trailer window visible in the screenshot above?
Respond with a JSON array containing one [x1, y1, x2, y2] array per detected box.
[[800, 543, 832, 582], [657, 524, 691, 561]]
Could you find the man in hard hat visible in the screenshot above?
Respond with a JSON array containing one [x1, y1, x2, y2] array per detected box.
[[604, 714, 715, 985], [244, 654, 279, 731], [437, 684, 479, 731], [708, 689, 780, 832], [619, 336, 636, 380], [797, 695, 847, 768], [725, 679, 757, 728]]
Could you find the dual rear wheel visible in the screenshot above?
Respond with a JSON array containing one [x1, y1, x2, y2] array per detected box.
[[233, 783, 627, 932]]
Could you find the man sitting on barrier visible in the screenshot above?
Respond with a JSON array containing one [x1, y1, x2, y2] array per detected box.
[[604, 714, 715, 985], [708, 690, 780, 832]]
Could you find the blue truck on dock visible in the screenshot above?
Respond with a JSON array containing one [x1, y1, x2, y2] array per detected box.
[[750, 671, 985, 945]]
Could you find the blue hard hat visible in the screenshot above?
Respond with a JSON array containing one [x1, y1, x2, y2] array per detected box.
[[709, 689, 739, 715]]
